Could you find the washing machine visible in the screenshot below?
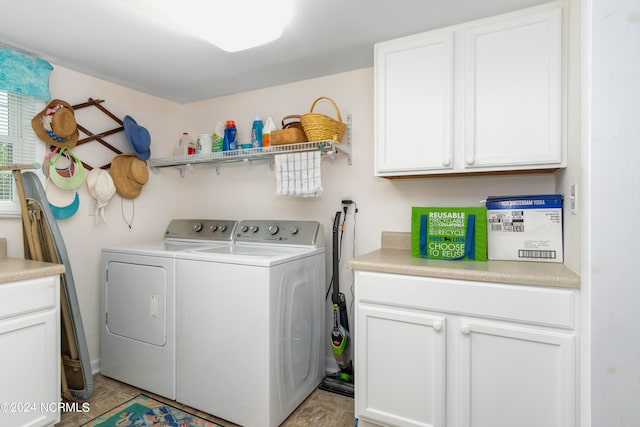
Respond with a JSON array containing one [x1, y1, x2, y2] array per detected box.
[[175, 219, 326, 427], [100, 219, 237, 399]]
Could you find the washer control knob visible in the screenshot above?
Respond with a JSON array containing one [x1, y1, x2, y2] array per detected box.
[[219, 225, 227, 232], [250, 225, 260, 233], [240, 225, 249, 233], [289, 226, 299, 235], [210, 225, 218, 232], [193, 224, 203, 232], [268, 225, 279, 235]]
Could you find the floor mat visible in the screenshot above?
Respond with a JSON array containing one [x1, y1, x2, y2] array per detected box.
[[81, 394, 222, 427]]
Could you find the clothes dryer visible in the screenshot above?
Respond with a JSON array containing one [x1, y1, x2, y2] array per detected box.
[[100, 219, 237, 399]]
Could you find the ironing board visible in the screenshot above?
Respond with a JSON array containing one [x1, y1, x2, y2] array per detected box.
[[20, 171, 93, 400]]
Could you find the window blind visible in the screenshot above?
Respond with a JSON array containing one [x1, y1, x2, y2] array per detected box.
[[0, 90, 45, 215]]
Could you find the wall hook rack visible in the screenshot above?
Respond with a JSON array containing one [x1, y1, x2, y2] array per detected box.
[[71, 98, 124, 170]]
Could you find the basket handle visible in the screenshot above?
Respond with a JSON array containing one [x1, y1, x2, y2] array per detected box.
[[309, 97, 343, 123], [281, 115, 302, 128]]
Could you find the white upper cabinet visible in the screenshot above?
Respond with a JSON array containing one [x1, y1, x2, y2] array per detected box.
[[464, 8, 562, 170], [375, 31, 454, 174], [375, 5, 565, 177]]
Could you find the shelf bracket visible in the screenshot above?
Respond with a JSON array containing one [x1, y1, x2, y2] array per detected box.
[[332, 113, 352, 165], [215, 164, 221, 175]]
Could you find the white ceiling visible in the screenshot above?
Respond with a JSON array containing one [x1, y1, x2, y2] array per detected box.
[[0, 0, 548, 104]]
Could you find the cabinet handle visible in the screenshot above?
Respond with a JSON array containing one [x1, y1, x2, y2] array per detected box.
[[460, 324, 471, 335], [465, 157, 475, 165], [442, 157, 451, 167], [433, 320, 443, 332]]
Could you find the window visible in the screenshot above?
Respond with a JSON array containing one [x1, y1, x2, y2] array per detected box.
[[0, 90, 45, 216]]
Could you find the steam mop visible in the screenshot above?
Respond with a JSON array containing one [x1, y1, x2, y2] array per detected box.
[[319, 210, 354, 398]]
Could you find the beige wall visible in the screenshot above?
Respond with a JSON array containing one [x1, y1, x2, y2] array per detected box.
[[0, 64, 562, 366]]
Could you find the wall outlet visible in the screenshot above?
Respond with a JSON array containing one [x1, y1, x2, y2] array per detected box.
[[341, 198, 357, 214]]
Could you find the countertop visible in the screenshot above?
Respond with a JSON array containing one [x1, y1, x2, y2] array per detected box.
[[347, 232, 580, 289], [0, 258, 65, 284], [0, 238, 65, 284]]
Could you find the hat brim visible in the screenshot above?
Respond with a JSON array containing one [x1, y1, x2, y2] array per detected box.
[[49, 149, 85, 190], [110, 153, 147, 199], [123, 115, 151, 160], [31, 99, 79, 148], [48, 190, 80, 220]]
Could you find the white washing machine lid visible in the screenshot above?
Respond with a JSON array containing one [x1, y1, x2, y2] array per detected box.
[[102, 240, 232, 257], [178, 243, 325, 267]]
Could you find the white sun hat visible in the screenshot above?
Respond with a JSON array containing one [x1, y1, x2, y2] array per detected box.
[[86, 168, 116, 224]]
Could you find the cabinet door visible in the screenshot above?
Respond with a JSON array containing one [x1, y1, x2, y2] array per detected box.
[[0, 309, 59, 427], [375, 31, 454, 176], [458, 319, 575, 427], [464, 8, 562, 170], [356, 303, 446, 427]]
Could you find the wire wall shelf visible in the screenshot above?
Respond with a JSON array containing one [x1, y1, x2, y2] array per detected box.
[[148, 115, 352, 176]]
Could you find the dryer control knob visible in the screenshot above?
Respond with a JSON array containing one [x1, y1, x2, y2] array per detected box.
[[250, 225, 260, 233], [268, 225, 279, 235], [219, 225, 227, 232], [193, 224, 203, 232], [240, 225, 249, 232], [210, 225, 218, 232], [289, 226, 299, 235]]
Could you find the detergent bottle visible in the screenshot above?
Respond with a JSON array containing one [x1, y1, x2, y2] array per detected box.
[[223, 120, 237, 151], [211, 122, 224, 153], [251, 115, 263, 148]]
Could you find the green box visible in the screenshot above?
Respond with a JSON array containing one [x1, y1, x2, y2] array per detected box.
[[411, 207, 488, 261]]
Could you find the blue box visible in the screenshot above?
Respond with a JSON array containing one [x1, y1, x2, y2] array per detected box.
[[486, 194, 563, 263]]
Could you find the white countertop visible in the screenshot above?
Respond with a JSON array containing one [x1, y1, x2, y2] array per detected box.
[[0, 257, 65, 284], [347, 232, 580, 289]]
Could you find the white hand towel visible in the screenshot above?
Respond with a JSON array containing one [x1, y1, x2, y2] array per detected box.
[[275, 151, 323, 197]]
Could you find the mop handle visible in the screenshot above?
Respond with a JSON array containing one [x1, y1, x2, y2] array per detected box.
[[332, 211, 342, 305]]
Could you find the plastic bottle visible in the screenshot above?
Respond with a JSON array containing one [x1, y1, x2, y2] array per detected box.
[[251, 115, 264, 148], [211, 122, 224, 153], [223, 120, 237, 152], [174, 132, 188, 156], [262, 117, 276, 148], [196, 134, 212, 154]]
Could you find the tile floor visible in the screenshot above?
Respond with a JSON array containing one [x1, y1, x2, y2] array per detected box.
[[55, 374, 354, 426]]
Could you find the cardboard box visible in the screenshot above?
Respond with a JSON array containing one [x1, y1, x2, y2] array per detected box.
[[486, 194, 563, 263]]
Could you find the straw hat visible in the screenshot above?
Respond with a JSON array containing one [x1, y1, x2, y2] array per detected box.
[[31, 99, 79, 148], [110, 153, 149, 199], [86, 168, 116, 223], [123, 115, 151, 160]]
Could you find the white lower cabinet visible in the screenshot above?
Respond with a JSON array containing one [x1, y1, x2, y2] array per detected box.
[[354, 271, 577, 427], [0, 275, 61, 427], [357, 304, 446, 427]]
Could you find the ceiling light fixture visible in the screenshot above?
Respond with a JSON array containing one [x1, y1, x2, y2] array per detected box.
[[139, 0, 293, 52]]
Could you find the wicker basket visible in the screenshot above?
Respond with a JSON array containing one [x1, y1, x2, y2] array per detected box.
[[300, 97, 347, 142], [271, 115, 307, 145]]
